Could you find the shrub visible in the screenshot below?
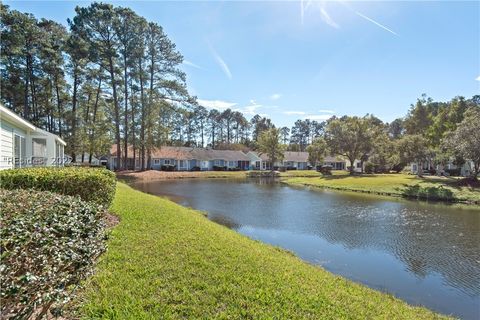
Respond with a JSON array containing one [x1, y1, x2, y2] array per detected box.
[[445, 168, 461, 177], [160, 164, 176, 171], [317, 165, 332, 175], [0, 167, 116, 208], [364, 162, 375, 174], [401, 184, 454, 201], [0, 189, 106, 319]]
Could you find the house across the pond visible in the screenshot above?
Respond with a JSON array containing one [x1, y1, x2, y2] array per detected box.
[[246, 151, 350, 171], [0, 104, 66, 170], [107, 144, 364, 172], [107, 145, 250, 171]]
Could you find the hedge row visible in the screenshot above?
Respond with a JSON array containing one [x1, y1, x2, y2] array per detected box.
[[0, 167, 116, 208], [0, 189, 106, 319], [401, 184, 454, 201]]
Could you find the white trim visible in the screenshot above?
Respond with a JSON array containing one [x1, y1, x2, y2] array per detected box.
[[0, 105, 36, 131]]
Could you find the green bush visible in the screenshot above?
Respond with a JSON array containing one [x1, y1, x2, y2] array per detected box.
[[0, 189, 106, 319], [0, 167, 116, 207], [401, 184, 454, 201], [364, 162, 375, 174]]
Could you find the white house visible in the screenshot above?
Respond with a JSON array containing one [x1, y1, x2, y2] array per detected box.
[[410, 160, 477, 177], [0, 105, 66, 170]]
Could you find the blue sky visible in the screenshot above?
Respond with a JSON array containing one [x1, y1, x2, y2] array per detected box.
[[6, 1, 480, 127]]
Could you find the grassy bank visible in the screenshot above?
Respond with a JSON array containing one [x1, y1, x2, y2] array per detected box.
[[76, 183, 446, 319], [283, 172, 480, 204]]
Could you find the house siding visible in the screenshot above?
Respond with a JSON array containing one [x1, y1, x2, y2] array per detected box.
[[0, 110, 65, 170], [0, 120, 17, 170]]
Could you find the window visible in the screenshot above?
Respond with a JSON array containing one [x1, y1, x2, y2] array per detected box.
[[229, 161, 235, 167], [214, 160, 220, 166], [356, 162, 362, 168], [154, 159, 160, 164], [255, 161, 260, 168], [179, 160, 185, 167], [32, 138, 47, 166], [164, 159, 171, 165], [14, 134, 26, 168], [32, 138, 47, 157]]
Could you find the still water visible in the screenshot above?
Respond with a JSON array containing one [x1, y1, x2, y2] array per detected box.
[[132, 179, 480, 319]]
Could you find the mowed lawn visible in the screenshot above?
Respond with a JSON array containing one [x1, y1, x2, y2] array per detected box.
[[76, 183, 447, 319], [284, 172, 480, 204]]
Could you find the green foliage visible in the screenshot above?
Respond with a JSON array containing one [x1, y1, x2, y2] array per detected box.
[[397, 134, 431, 175], [442, 107, 480, 179], [325, 116, 377, 174], [306, 137, 327, 167], [0, 167, 116, 207], [0, 189, 106, 319], [76, 183, 445, 319], [284, 173, 480, 204], [401, 184, 454, 201], [256, 128, 286, 170]]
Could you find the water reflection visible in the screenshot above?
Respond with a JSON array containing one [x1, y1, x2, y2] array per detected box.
[[133, 179, 480, 320]]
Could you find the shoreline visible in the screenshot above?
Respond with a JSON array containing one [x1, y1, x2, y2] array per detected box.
[[281, 179, 480, 206], [75, 182, 448, 319], [116, 170, 480, 207]]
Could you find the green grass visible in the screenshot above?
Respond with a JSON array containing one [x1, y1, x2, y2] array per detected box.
[[76, 183, 447, 319], [283, 172, 480, 204]]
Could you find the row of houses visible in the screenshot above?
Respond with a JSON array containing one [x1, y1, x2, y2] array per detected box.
[[0, 105, 359, 173], [107, 145, 360, 172], [1, 105, 476, 177]]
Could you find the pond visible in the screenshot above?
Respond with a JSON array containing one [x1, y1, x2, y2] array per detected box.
[[132, 178, 480, 319]]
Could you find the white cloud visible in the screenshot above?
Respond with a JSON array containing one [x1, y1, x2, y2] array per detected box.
[[476, 76, 480, 81], [270, 93, 282, 100], [197, 99, 237, 110], [210, 47, 232, 79], [198, 98, 274, 118], [303, 114, 334, 121], [355, 11, 398, 36], [283, 111, 306, 116], [235, 100, 262, 116], [320, 7, 339, 29], [318, 109, 334, 114], [183, 60, 203, 69]]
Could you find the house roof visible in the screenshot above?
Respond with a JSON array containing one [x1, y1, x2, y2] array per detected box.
[[283, 151, 309, 163], [152, 146, 195, 160], [110, 145, 250, 161], [34, 127, 67, 146], [1, 104, 66, 145], [247, 152, 269, 161], [0, 104, 37, 131], [324, 156, 345, 163], [190, 148, 250, 161]]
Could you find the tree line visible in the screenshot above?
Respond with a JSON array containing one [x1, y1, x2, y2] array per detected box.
[[1, 3, 479, 177], [257, 95, 480, 179]]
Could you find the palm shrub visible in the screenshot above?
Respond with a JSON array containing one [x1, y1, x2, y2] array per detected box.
[[0, 167, 116, 208], [0, 189, 106, 318]]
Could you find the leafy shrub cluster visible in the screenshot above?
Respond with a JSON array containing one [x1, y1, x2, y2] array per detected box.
[[0, 189, 106, 319], [401, 184, 454, 201], [0, 167, 116, 208]]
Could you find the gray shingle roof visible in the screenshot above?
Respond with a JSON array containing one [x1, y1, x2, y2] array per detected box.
[[283, 151, 309, 162]]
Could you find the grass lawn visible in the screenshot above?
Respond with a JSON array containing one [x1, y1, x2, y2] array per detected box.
[[283, 171, 480, 204], [75, 182, 447, 319]]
